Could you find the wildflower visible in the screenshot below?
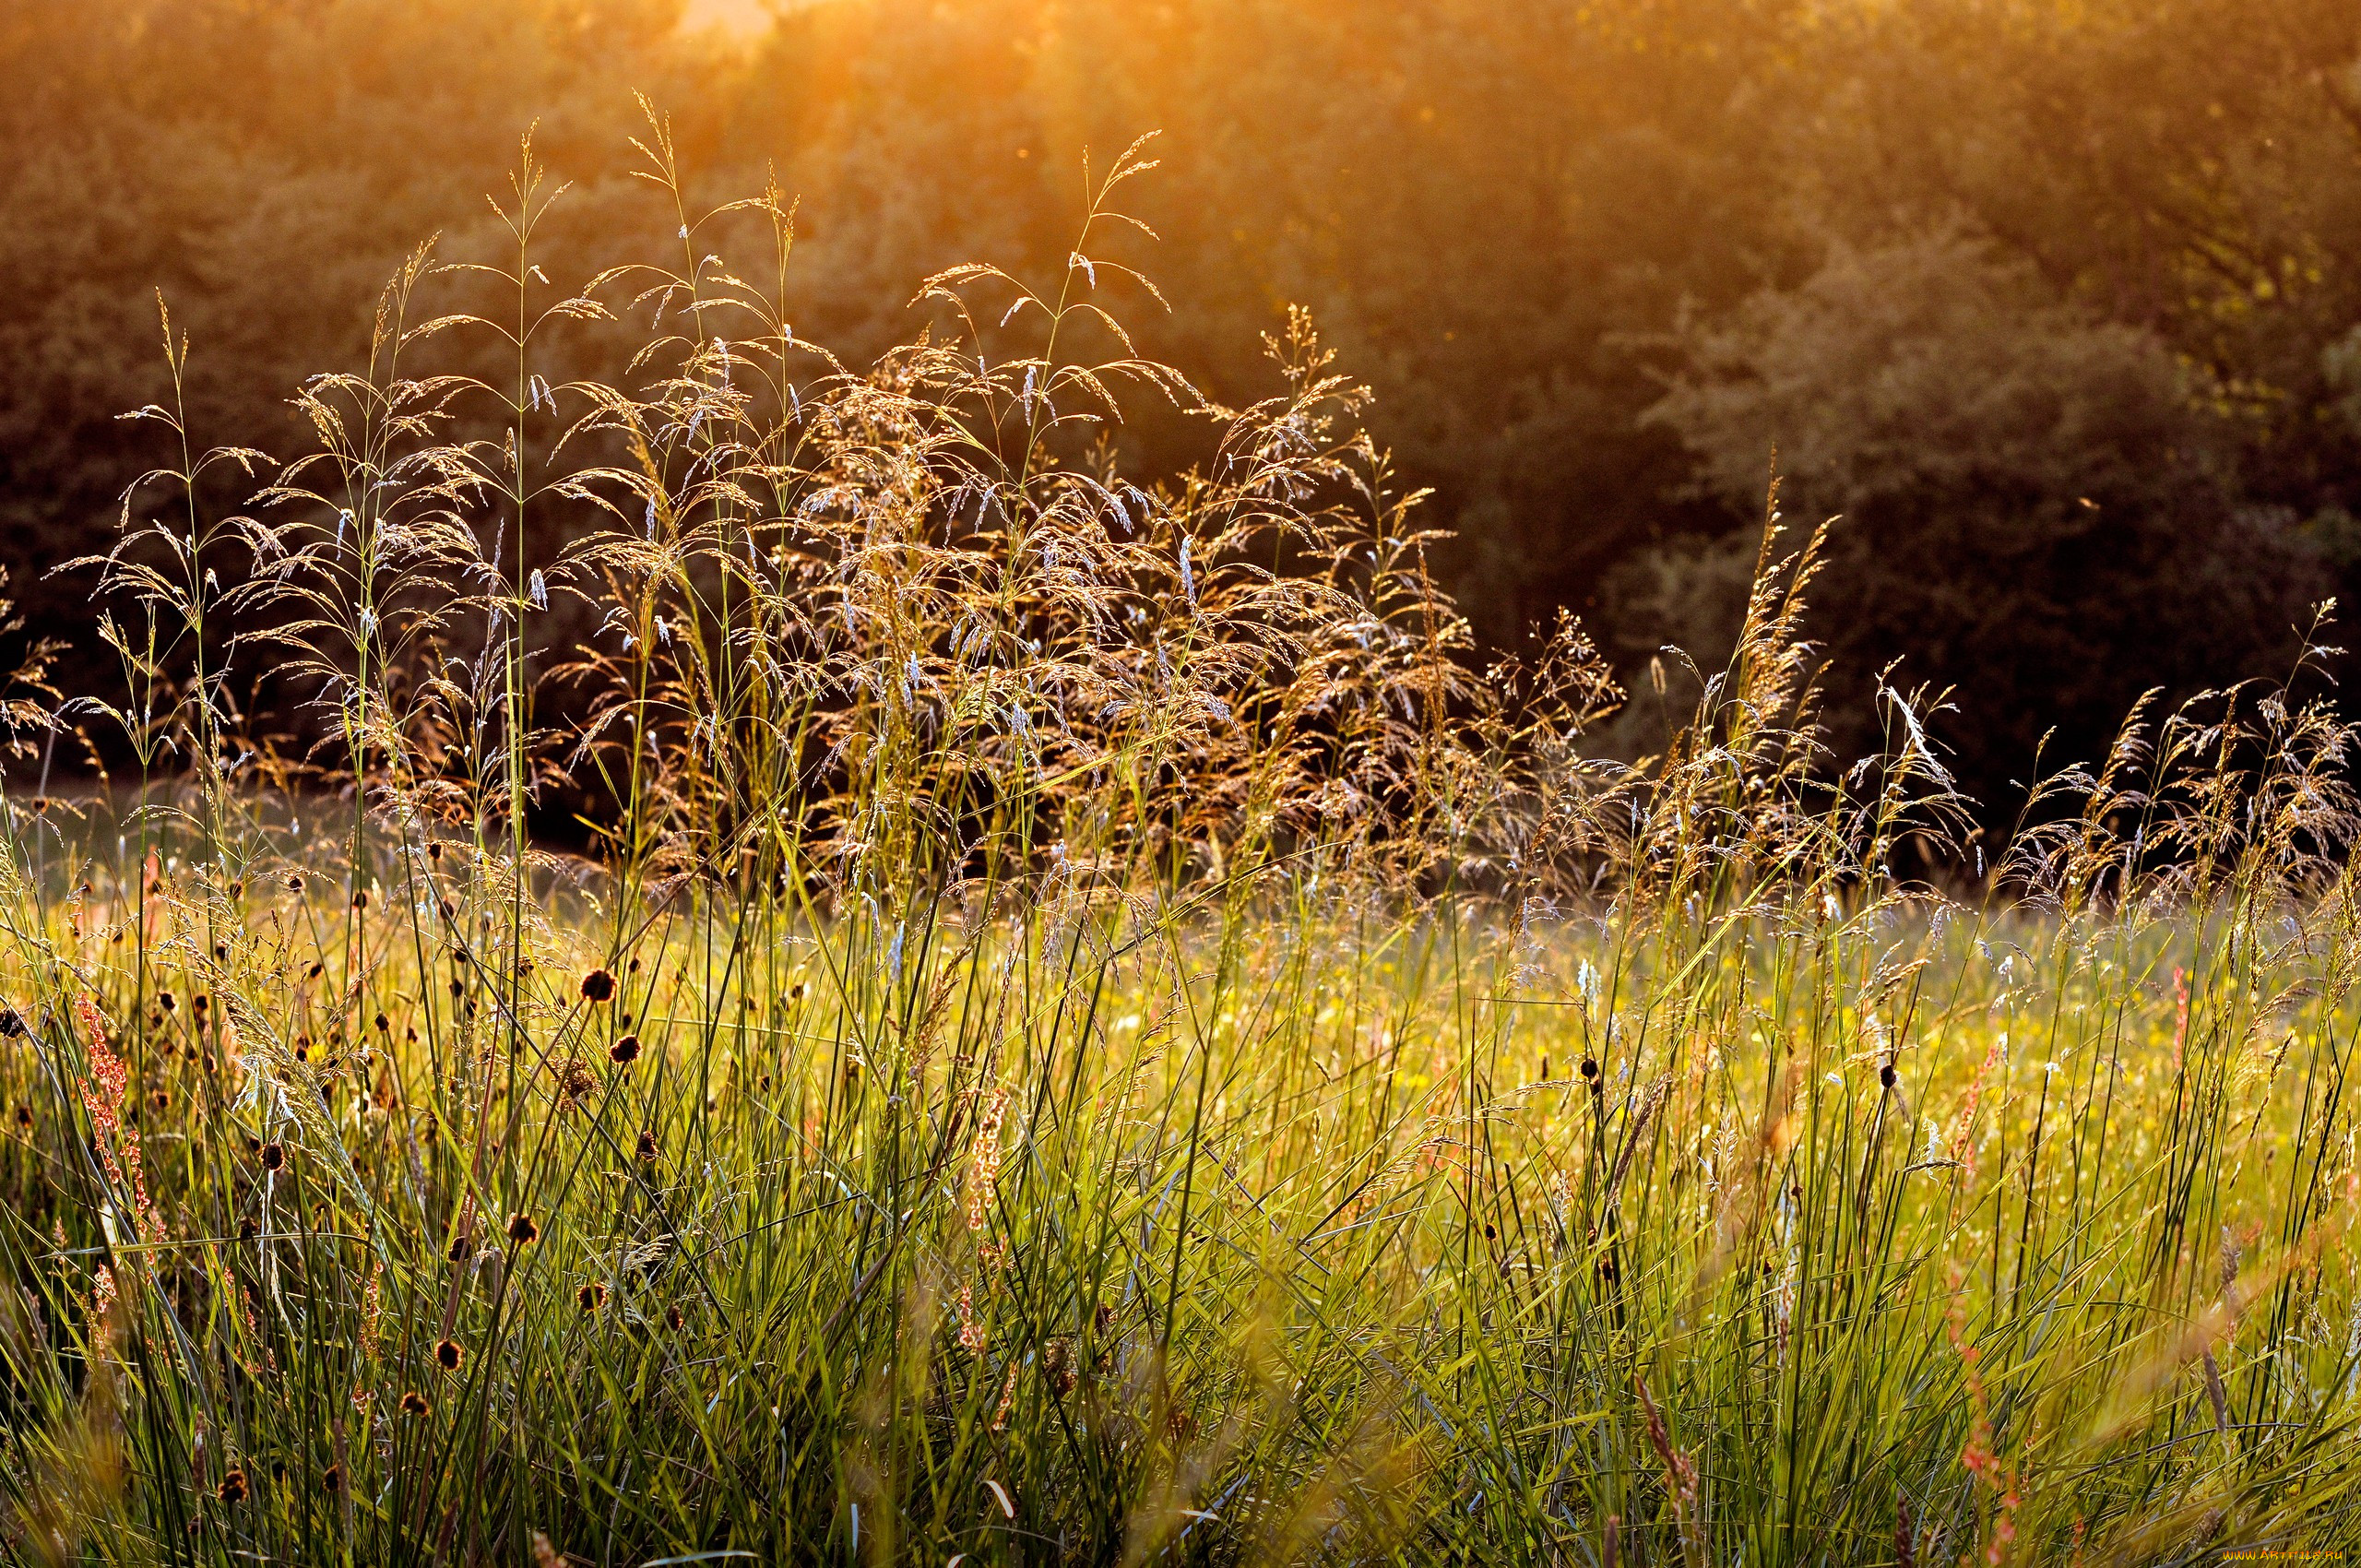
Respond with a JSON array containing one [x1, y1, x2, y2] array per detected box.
[[507, 1214, 539, 1245], [1045, 1337, 1076, 1397], [610, 1034, 641, 1064], [580, 968, 616, 1004], [956, 1283, 987, 1352], [433, 1337, 463, 1372], [991, 1361, 1019, 1431], [400, 1391, 430, 1416], [966, 1083, 1011, 1231], [553, 1057, 598, 1110], [77, 993, 156, 1241]]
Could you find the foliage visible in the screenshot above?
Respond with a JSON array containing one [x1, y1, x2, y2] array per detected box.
[[6, 0, 2360, 808], [0, 122, 2358, 1567]]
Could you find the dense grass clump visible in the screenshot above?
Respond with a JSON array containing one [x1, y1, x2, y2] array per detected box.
[[2, 120, 2361, 1565]]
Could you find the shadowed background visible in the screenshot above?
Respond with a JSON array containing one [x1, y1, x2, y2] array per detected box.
[[5, 0, 2359, 814]]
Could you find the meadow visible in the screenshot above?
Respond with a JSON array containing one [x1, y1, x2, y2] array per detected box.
[[2, 125, 2359, 1565]]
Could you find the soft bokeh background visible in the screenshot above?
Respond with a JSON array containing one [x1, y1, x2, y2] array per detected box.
[[6, 0, 2360, 811]]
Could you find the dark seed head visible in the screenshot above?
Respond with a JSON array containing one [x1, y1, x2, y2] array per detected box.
[[506, 1213, 538, 1245], [218, 1467, 248, 1503], [576, 1282, 605, 1313], [1880, 1063, 1898, 1088], [158, 992, 175, 1012], [664, 1302, 682, 1331], [238, 1217, 257, 1241], [433, 1337, 463, 1371], [635, 1129, 658, 1162], [350, 889, 368, 909], [1579, 1058, 1598, 1080], [0, 1009, 20, 1038], [11, 1105, 27, 1128], [400, 1391, 429, 1416], [259, 1142, 285, 1171], [610, 1034, 641, 1065], [322, 1463, 342, 1493], [579, 968, 617, 1004], [286, 873, 303, 894]]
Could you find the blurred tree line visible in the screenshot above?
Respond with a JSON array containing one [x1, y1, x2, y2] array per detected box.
[[5, 0, 2359, 812]]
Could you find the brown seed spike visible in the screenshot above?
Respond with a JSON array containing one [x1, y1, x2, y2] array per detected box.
[[400, 1390, 430, 1416], [506, 1213, 539, 1245], [576, 1281, 606, 1313], [609, 1034, 641, 1065], [579, 968, 617, 1004], [218, 1467, 248, 1503], [434, 1337, 463, 1372]]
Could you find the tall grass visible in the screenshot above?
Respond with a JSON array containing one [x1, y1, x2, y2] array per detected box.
[[2, 114, 2359, 1564]]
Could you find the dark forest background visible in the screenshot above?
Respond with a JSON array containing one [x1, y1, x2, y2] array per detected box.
[[6, 0, 2361, 814]]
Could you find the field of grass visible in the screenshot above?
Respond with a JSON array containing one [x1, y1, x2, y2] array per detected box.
[[2, 124, 2360, 1565]]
